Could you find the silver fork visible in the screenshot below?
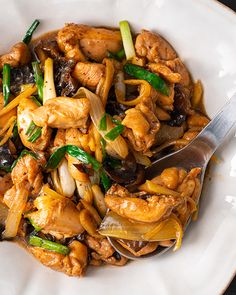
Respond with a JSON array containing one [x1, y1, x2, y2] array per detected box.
[[108, 93, 236, 260]]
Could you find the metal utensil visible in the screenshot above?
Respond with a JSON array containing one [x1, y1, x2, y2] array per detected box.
[[108, 93, 236, 260]]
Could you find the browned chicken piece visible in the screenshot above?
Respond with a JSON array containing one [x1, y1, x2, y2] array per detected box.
[[18, 97, 52, 151], [91, 251, 128, 266], [135, 30, 177, 63], [122, 97, 160, 154], [0, 174, 13, 196], [11, 154, 43, 196], [53, 129, 66, 147], [165, 58, 193, 114], [118, 240, 159, 257], [85, 235, 115, 259], [31, 97, 90, 129], [72, 62, 105, 90], [27, 194, 84, 239], [29, 240, 88, 276], [105, 184, 183, 223], [0, 42, 31, 70], [57, 23, 122, 62]]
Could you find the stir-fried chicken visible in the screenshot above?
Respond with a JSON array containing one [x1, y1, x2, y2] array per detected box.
[[122, 97, 160, 154], [105, 184, 183, 223], [31, 97, 90, 129], [135, 30, 177, 63], [0, 42, 31, 70], [10, 154, 43, 196], [29, 240, 87, 276], [85, 235, 115, 259], [27, 194, 84, 239], [57, 23, 122, 62], [73, 62, 105, 90]]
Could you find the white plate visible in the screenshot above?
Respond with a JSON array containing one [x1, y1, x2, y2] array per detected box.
[[1, 0, 236, 294]]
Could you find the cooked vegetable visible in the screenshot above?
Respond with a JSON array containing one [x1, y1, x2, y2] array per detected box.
[[57, 158, 76, 197], [99, 113, 107, 131], [3, 183, 29, 238], [99, 211, 183, 250], [119, 21, 135, 60], [43, 58, 56, 103], [32, 61, 43, 101], [3, 64, 11, 106], [139, 180, 181, 197], [45, 145, 101, 171], [105, 124, 124, 141], [124, 63, 169, 96], [22, 19, 40, 44], [27, 127, 42, 143], [75, 87, 128, 159], [28, 235, 70, 255], [25, 121, 36, 136], [107, 48, 125, 60], [100, 170, 111, 192], [0, 85, 37, 117], [28, 218, 42, 232], [31, 96, 42, 106]]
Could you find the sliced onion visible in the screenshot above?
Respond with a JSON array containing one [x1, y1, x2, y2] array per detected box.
[[3, 183, 29, 238], [114, 71, 126, 102], [74, 87, 128, 159], [58, 158, 76, 198], [99, 211, 183, 250]]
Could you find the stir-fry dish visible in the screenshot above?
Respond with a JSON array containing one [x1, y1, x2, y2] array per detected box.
[[0, 20, 210, 276]]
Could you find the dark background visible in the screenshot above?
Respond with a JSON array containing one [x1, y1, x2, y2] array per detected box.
[[217, 2, 236, 295]]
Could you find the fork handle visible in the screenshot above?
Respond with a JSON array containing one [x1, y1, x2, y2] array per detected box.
[[190, 93, 236, 163]]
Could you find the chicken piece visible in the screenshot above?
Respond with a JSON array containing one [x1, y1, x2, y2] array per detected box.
[[53, 129, 66, 147], [18, 97, 52, 151], [118, 240, 159, 257], [122, 97, 160, 154], [29, 240, 88, 276], [85, 235, 115, 259], [91, 252, 128, 266], [165, 58, 193, 114], [31, 97, 90, 129], [73, 62, 105, 90], [0, 42, 31, 70], [135, 30, 177, 63], [27, 194, 84, 238], [11, 154, 43, 196], [105, 184, 183, 223], [57, 23, 122, 62], [0, 174, 13, 196]]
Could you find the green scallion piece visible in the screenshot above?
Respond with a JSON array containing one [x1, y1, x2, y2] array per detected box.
[[99, 113, 107, 131], [100, 138, 106, 161], [28, 127, 42, 143], [28, 235, 70, 255], [124, 63, 169, 96], [100, 170, 111, 192], [22, 19, 40, 44], [44, 146, 67, 170], [2, 64, 11, 106], [45, 145, 102, 172], [32, 61, 44, 101], [119, 20, 135, 60], [105, 125, 124, 141], [25, 121, 36, 136], [28, 218, 42, 232], [31, 96, 42, 106], [66, 145, 101, 171], [107, 48, 125, 60]]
